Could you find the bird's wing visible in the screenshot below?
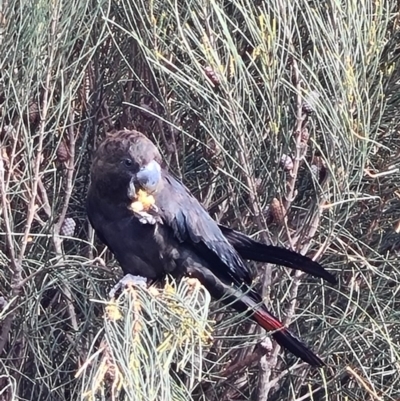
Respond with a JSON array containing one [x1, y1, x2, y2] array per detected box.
[[154, 172, 253, 287], [187, 261, 324, 367], [219, 225, 336, 284]]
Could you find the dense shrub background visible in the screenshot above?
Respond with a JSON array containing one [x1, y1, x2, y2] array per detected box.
[[1, 0, 400, 400]]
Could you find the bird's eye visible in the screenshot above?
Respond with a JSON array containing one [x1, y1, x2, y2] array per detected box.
[[123, 158, 133, 167]]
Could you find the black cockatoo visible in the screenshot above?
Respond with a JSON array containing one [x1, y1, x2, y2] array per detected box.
[[86, 130, 336, 367]]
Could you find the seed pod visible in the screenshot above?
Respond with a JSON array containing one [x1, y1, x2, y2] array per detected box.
[[302, 90, 320, 115], [139, 100, 156, 121], [57, 141, 70, 163], [300, 128, 309, 143], [204, 66, 220, 87], [0, 296, 6, 310], [280, 154, 294, 171], [270, 197, 286, 226], [311, 155, 327, 183], [254, 177, 264, 195], [60, 217, 76, 237], [394, 220, 400, 234], [28, 102, 40, 126], [310, 164, 319, 179], [23, 101, 40, 128], [259, 337, 273, 353], [204, 137, 224, 169]]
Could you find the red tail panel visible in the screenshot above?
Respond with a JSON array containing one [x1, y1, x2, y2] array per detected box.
[[253, 308, 325, 367], [253, 308, 285, 332]]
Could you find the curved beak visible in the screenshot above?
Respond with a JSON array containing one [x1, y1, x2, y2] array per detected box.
[[127, 178, 136, 200], [135, 159, 161, 193]]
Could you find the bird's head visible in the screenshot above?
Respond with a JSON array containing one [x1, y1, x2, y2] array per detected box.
[[90, 130, 163, 201]]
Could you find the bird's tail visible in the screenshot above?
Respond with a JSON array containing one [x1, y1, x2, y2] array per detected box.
[[240, 292, 325, 367], [187, 265, 325, 367], [219, 225, 337, 285]]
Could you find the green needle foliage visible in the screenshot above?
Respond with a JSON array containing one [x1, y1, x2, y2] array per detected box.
[[1, 0, 400, 400], [77, 278, 212, 401]]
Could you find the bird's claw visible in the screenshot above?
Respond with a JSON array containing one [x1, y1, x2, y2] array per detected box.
[[136, 210, 158, 225], [149, 203, 159, 213], [109, 274, 148, 298]]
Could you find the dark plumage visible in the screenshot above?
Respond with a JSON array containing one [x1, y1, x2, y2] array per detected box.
[[87, 130, 336, 367]]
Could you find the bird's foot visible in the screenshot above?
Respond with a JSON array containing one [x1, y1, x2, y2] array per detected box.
[[129, 194, 160, 224], [136, 210, 158, 225], [149, 203, 159, 213], [109, 274, 148, 298], [134, 207, 162, 225]]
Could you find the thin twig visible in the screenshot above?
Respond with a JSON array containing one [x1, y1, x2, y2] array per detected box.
[[52, 116, 76, 253], [220, 342, 270, 378], [257, 56, 313, 400], [52, 113, 78, 332], [0, 137, 20, 355], [345, 366, 383, 401], [0, 1, 61, 355]]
